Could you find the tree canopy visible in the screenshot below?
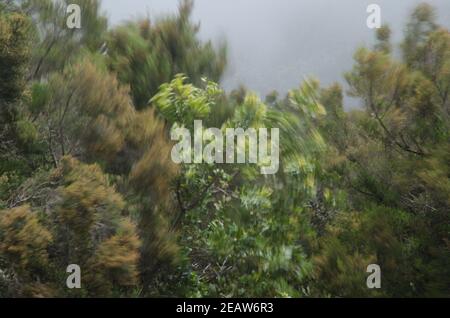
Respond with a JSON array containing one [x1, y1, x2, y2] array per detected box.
[[0, 1, 449, 297]]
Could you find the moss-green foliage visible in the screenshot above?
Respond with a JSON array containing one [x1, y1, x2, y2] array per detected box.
[[0, 7, 48, 212], [106, 0, 227, 109], [0, 205, 52, 276], [313, 3, 450, 297], [0, 1, 449, 298], [0, 11, 31, 105], [21, 0, 108, 80], [0, 157, 141, 297]]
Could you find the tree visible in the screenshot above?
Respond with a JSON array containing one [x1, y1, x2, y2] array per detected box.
[[21, 0, 107, 80], [106, 0, 227, 109], [41, 58, 134, 166], [1, 0, 449, 298], [0, 205, 52, 297], [0, 10, 31, 106], [0, 157, 142, 297], [313, 4, 450, 297], [0, 9, 43, 211]]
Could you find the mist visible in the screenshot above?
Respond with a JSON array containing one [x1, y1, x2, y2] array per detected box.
[[102, 0, 450, 108]]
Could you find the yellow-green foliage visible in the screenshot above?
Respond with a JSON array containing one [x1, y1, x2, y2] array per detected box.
[[86, 220, 141, 295], [45, 59, 135, 163], [314, 237, 377, 297], [417, 145, 450, 207], [23, 0, 108, 80], [0, 11, 31, 104], [55, 157, 142, 296], [128, 108, 179, 204], [151, 74, 221, 127], [0, 157, 142, 297], [0, 205, 52, 274], [126, 108, 180, 283], [106, 0, 226, 108], [55, 157, 126, 263], [1, 1, 449, 298]]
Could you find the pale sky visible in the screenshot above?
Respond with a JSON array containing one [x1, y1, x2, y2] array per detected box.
[[101, 0, 450, 107]]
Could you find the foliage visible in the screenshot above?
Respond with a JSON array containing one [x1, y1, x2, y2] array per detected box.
[[106, 0, 227, 108], [0, 1, 449, 298]]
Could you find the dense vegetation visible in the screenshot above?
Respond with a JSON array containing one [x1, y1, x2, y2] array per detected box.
[[0, 0, 449, 297]]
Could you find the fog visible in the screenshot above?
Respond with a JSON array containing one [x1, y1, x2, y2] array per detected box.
[[102, 0, 450, 108]]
